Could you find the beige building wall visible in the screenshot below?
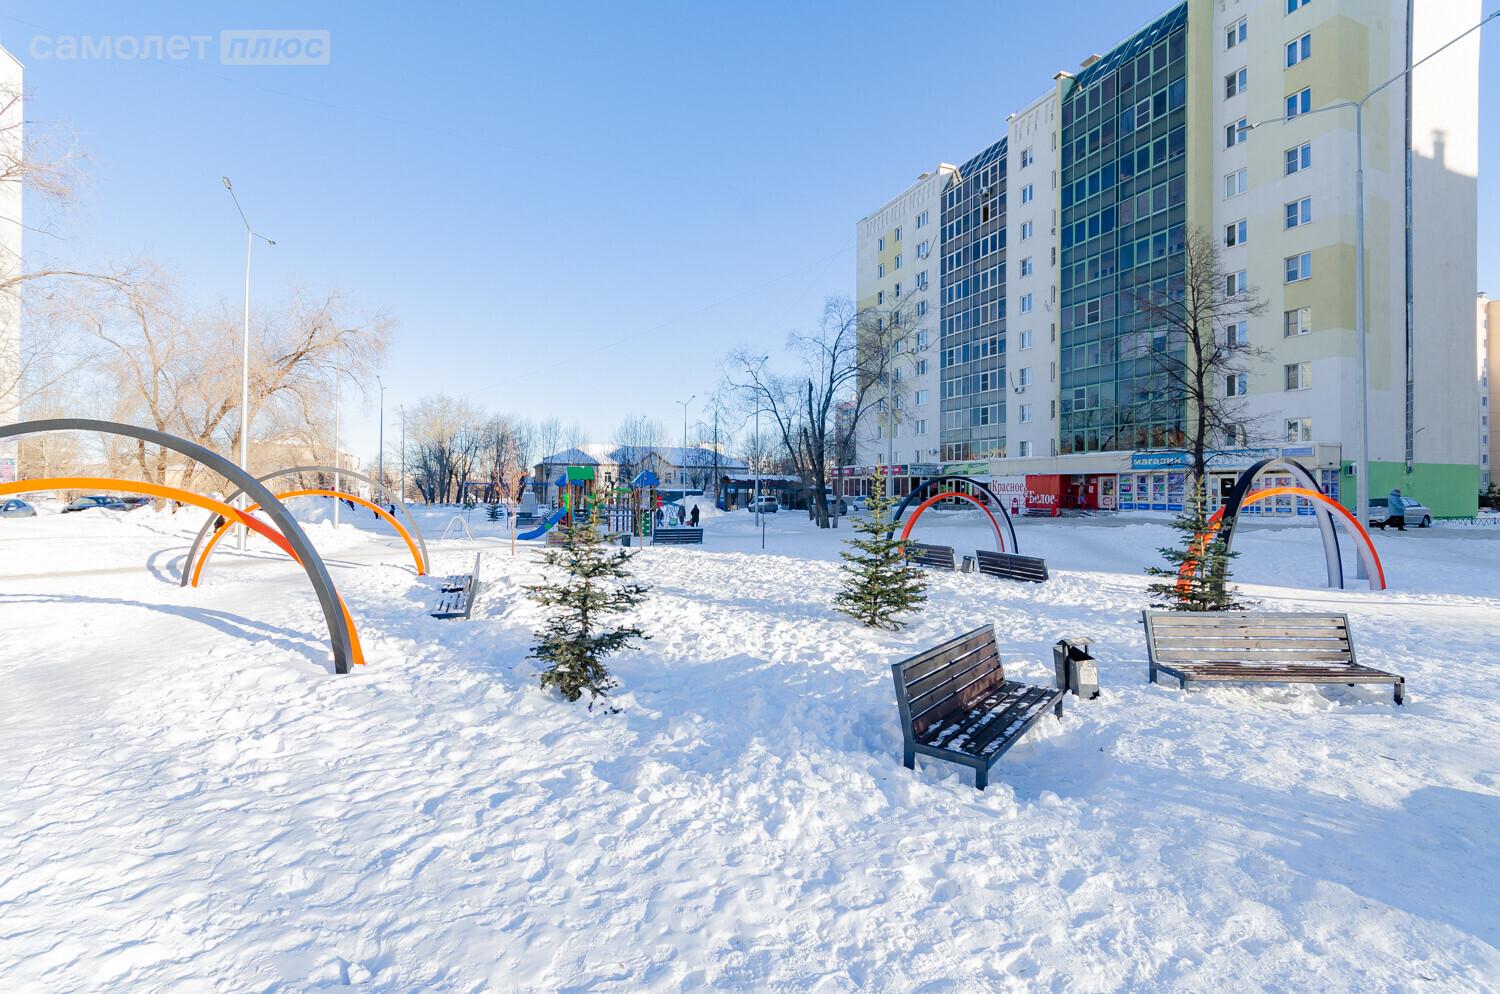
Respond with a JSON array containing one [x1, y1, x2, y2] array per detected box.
[[854, 165, 954, 467], [0, 44, 20, 483], [1483, 294, 1499, 487]]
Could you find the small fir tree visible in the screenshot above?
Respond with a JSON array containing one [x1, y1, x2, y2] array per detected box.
[[834, 468, 928, 629], [1146, 482, 1247, 611], [486, 497, 502, 522], [528, 508, 649, 708]]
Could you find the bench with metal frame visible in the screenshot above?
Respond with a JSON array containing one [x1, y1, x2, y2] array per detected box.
[[974, 549, 1050, 584], [905, 541, 956, 571], [891, 624, 1066, 790], [431, 553, 483, 620], [1142, 610, 1404, 704], [651, 527, 703, 546]]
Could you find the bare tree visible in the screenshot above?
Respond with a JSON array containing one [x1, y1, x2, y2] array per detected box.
[[403, 395, 484, 503], [612, 414, 664, 485], [509, 417, 537, 499], [1130, 228, 1267, 491], [727, 298, 892, 528]]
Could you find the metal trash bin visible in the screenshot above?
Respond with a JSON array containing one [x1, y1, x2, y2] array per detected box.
[[960, 555, 976, 573], [1053, 636, 1100, 699]]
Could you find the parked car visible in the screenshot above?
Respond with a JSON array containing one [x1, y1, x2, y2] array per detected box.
[[62, 495, 129, 513], [747, 495, 779, 514], [0, 498, 36, 518], [121, 496, 154, 511], [1369, 495, 1433, 529]]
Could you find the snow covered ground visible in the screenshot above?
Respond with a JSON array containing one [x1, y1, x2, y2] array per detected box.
[[1, 498, 1497, 992]]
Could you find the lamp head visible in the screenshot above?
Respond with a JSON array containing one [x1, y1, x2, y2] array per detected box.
[[221, 176, 232, 190]]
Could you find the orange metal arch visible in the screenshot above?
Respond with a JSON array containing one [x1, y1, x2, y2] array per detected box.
[[899, 490, 1006, 552], [0, 478, 365, 666], [192, 488, 426, 586], [1179, 486, 1385, 591]]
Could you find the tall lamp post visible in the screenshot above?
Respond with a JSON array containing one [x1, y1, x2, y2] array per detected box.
[[1238, 10, 1495, 573], [376, 375, 386, 492], [676, 394, 694, 490], [399, 404, 406, 506], [746, 356, 769, 543], [222, 176, 274, 550]]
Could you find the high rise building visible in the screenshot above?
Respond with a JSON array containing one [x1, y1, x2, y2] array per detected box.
[[852, 0, 1483, 518], [1481, 293, 1498, 489], [0, 44, 20, 484]]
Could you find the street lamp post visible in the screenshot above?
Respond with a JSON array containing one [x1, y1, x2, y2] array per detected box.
[[377, 375, 386, 493], [222, 176, 274, 551], [1238, 10, 1495, 573], [746, 356, 769, 536], [676, 394, 694, 489], [399, 404, 406, 506]]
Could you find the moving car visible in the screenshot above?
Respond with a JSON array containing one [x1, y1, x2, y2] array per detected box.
[[1369, 495, 1433, 529], [62, 494, 129, 513], [747, 495, 779, 513], [0, 498, 36, 518]]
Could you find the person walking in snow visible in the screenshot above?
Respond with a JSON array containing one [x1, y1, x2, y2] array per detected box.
[[1385, 487, 1407, 531], [688, 503, 700, 528], [676, 503, 686, 527]]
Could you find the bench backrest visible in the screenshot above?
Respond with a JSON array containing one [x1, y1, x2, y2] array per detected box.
[[906, 541, 956, 571], [653, 527, 703, 545], [975, 550, 1049, 583], [891, 625, 1005, 737], [1142, 611, 1355, 666]]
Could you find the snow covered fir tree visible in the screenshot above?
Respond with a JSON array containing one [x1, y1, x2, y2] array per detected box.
[[1146, 483, 1246, 611], [834, 469, 927, 630], [528, 509, 650, 707]]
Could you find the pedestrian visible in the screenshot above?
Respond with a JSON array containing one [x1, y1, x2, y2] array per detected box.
[[654, 506, 664, 529], [689, 503, 700, 528], [676, 503, 686, 527], [1385, 487, 1407, 531]]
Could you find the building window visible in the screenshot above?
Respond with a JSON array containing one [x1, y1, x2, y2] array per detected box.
[[1285, 87, 1312, 119], [1021, 183, 1035, 204], [914, 389, 928, 406], [1020, 329, 1034, 350], [1286, 31, 1311, 67], [893, 282, 902, 298], [1226, 270, 1249, 296], [1019, 440, 1033, 457], [1018, 367, 1034, 386], [1225, 67, 1248, 98], [1284, 196, 1312, 228], [1226, 117, 1248, 148], [1224, 219, 1248, 247], [894, 254, 902, 270], [1226, 372, 1248, 396], [1020, 293, 1034, 314], [1284, 306, 1311, 336], [1287, 0, 1311, 12], [1225, 321, 1249, 347], [915, 240, 929, 259], [1226, 16, 1247, 49], [915, 271, 928, 290], [915, 300, 928, 317], [1284, 361, 1312, 390], [915, 419, 928, 435], [1224, 167, 1248, 198], [1285, 141, 1312, 174], [1285, 417, 1313, 442], [1021, 147, 1035, 167], [878, 263, 885, 278], [916, 210, 929, 228], [1020, 220, 1034, 240], [915, 330, 929, 349], [1284, 252, 1312, 283], [877, 290, 884, 305], [1020, 404, 1035, 424], [894, 226, 902, 242]]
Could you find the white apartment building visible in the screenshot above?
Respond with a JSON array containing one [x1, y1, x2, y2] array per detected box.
[[1481, 293, 1497, 488], [0, 44, 20, 483], [853, 165, 954, 482]]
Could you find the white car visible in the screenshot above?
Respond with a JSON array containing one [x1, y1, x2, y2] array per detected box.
[[747, 495, 779, 513], [1369, 496, 1433, 528]]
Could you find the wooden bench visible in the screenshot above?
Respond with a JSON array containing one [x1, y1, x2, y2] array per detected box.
[[651, 527, 703, 546], [905, 541, 956, 571], [891, 624, 1066, 790], [431, 553, 482, 620], [975, 549, 1050, 584], [1142, 610, 1404, 704]]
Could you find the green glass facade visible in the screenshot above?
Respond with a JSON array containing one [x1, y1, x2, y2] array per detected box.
[[1059, 3, 1189, 455]]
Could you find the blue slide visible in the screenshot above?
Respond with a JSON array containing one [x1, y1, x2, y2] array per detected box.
[[518, 506, 568, 541]]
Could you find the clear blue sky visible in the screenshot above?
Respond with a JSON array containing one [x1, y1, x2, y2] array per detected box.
[[2, 2, 1496, 461]]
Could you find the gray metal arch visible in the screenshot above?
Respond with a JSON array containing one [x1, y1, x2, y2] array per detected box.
[[181, 464, 428, 588], [1220, 457, 1344, 589], [0, 419, 355, 673]]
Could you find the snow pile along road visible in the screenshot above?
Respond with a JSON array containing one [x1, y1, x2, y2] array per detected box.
[[1, 505, 1496, 992]]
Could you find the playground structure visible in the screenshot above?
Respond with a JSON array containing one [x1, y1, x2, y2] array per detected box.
[[889, 476, 1019, 554], [1179, 457, 1385, 591], [181, 465, 430, 588], [0, 420, 361, 673], [518, 467, 662, 542]]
